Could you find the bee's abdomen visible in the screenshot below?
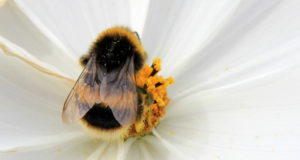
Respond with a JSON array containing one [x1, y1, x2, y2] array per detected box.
[[82, 103, 121, 129]]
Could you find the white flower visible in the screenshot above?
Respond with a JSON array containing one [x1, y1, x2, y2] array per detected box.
[[0, 0, 300, 160]]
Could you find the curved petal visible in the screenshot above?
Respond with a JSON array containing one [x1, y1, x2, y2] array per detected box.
[[0, 36, 74, 82], [171, 38, 300, 98], [0, 46, 77, 151], [167, 0, 300, 97], [14, 0, 149, 58], [85, 140, 130, 160], [78, 137, 175, 160], [0, 1, 81, 79], [142, 0, 240, 64], [0, 136, 97, 160], [125, 136, 174, 160], [158, 63, 300, 159]]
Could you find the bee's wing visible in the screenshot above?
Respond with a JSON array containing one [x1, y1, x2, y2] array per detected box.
[[99, 56, 138, 126], [62, 54, 138, 126], [62, 55, 101, 124]]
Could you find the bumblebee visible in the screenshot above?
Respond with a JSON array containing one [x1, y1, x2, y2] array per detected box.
[[62, 27, 153, 140]]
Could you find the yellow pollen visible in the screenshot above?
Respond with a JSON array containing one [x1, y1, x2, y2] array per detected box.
[[57, 149, 62, 152], [128, 58, 174, 136], [93, 139, 98, 143], [170, 131, 175, 135]]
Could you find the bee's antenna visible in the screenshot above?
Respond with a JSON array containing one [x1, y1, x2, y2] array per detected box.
[[133, 31, 140, 40]]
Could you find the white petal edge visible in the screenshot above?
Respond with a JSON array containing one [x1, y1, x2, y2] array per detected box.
[[142, 0, 241, 64], [0, 1, 81, 79], [152, 129, 196, 160], [0, 35, 74, 83], [0, 43, 78, 151], [166, 0, 300, 98], [162, 0, 281, 77], [171, 37, 300, 99], [13, 0, 149, 58], [87, 139, 136, 160], [125, 136, 174, 160]]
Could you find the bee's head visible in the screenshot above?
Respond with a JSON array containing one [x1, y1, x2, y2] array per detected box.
[[87, 27, 146, 73]]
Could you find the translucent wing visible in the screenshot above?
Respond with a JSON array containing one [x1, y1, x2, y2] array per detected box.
[[62, 55, 138, 126], [62, 55, 101, 124], [100, 56, 138, 126]]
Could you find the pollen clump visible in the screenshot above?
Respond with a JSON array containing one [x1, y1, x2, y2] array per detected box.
[[129, 58, 174, 137]]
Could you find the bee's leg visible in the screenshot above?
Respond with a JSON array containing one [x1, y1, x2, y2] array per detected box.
[[137, 86, 154, 105], [145, 91, 154, 106], [134, 86, 153, 133], [136, 87, 145, 122]]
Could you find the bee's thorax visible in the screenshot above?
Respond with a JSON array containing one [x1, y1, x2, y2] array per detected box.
[[91, 35, 134, 72]]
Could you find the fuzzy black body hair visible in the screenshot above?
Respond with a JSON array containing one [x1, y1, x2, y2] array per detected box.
[[82, 103, 121, 129], [81, 34, 144, 72], [79, 32, 146, 130]]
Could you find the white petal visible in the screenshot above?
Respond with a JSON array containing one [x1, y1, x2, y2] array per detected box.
[[0, 136, 97, 160], [171, 38, 300, 98], [0, 46, 76, 150], [14, 0, 148, 58], [0, 36, 74, 82], [0, 1, 81, 79], [125, 136, 173, 160], [159, 63, 300, 159], [86, 141, 123, 160], [129, 0, 150, 36], [86, 139, 136, 160], [167, 0, 300, 97], [142, 0, 240, 64], [86, 141, 109, 160], [152, 129, 193, 160], [0, 132, 84, 153]]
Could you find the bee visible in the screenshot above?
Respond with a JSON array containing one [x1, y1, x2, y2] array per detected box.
[[62, 27, 153, 140]]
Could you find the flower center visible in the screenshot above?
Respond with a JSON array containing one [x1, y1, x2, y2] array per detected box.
[[128, 58, 174, 137]]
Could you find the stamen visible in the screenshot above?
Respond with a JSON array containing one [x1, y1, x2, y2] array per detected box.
[[149, 58, 161, 76], [128, 58, 174, 137]]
